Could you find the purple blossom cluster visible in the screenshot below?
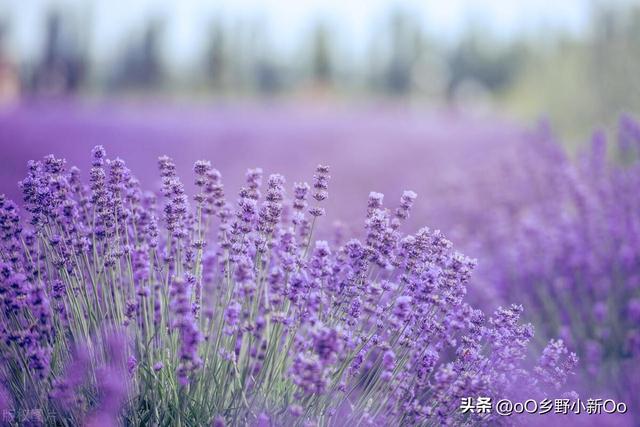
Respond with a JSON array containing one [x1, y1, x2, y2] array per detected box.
[[457, 116, 640, 420], [0, 146, 577, 426]]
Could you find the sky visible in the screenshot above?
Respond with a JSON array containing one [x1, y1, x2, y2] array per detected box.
[[3, 0, 639, 66]]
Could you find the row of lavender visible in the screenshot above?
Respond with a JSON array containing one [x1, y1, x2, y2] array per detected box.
[[454, 116, 640, 420], [0, 143, 577, 425]]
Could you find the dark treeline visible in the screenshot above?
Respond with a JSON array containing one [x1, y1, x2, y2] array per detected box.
[[1, 3, 640, 122]]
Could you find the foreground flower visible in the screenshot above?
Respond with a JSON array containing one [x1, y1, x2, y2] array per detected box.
[[0, 147, 576, 425]]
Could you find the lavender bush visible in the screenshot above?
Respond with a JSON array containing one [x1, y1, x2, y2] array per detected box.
[[0, 146, 576, 426], [461, 117, 640, 418]]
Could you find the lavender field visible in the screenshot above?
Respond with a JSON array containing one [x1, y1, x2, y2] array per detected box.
[[0, 101, 639, 426], [0, 102, 523, 225]]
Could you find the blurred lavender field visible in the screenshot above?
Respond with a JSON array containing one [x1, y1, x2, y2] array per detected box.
[[0, 101, 524, 237]]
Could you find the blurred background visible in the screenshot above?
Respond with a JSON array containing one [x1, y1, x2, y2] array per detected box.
[[1, 0, 639, 140]]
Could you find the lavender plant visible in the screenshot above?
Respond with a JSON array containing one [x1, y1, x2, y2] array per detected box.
[[465, 117, 640, 417], [0, 147, 576, 426]]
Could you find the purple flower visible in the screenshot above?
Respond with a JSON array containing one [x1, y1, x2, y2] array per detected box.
[[293, 182, 310, 212], [291, 353, 326, 394], [170, 276, 203, 386], [225, 300, 242, 327], [311, 324, 343, 365], [312, 165, 330, 202], [308, 165, 330, 217], [393, 295, 412, 320], [212, 415, 226, 427], [0, 146, 583, 426], [128, 355, 138, 374]]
